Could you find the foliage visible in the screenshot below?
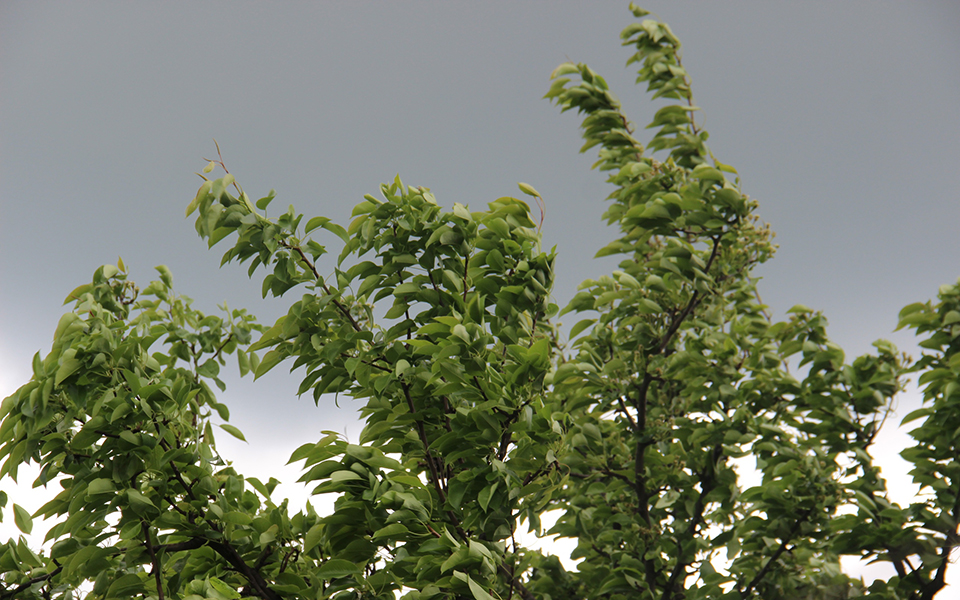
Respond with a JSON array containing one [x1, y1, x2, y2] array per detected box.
[[2, 4, 959, 600]]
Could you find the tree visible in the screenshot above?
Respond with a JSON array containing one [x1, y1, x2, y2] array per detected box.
[[1, 3, 958, 599]]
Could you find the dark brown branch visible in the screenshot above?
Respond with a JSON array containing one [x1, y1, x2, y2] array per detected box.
[[210, 333, 234, 362], [617, 396, 638, 432], [892, 555, 908, 579], [631, 233, 722, 532], [522, 463, 553, 487], [740, 507, 814, 598], [497, 430, 513, 462], [631, 379, 658, 592], [401, 384, 535, 599], [440, 395, 455, 434], [498, 562, 536, 600], [280, 548, 298, 574], [660, 444, 722, 600], [652, 235, 721, 355], [400, 381, 471, 544], [156, 538, 206, 554], [208, 539, 282, 600], [281, 241, 363, 333], [601, 466, 635, 487], [254, 546, 274, 571], [158, 437, 199, 504], [462, 249, 470, 303], [922, 488, 960, 599], [632, 379, 653, 519], [0, 565, 63, 600], [141, 521, 165, 600], [427, 270, 445, 308], [402, 383, 445, 495], [339, 353, 392, 373], [591, 543, 612, 559], [473, 376, 491, 404]]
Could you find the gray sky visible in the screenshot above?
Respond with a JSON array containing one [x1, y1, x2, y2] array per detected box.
[[2, 0, 959, 585]]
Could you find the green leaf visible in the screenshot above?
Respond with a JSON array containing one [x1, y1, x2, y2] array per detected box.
[[256, 189, 277, 210], [255, 349, 284, 380], [329, 470, 362, 482], [13, 503, 32, 534], [453, 203, 473, 221], [221, 511, 253, 525], [393, 282, 420, 296], [305, 216, 349, 243], [900, 408, 933, 425], [155, 265, 174, 289], [322, 221, 349, 243], [467, 574, 497, 600], [569, 318, 596, 338], [187, 180, 211, 217], [318, 558, 361, 579], [304, 523, 324, 554], [86, 478, 116, 497], [385, 303, 408, 319], [208, 577, 242, 600], [63, 283, 92, 304], [50, 538, 80, 561], [518, 182, 541, 198], [127, 489, 157, 514], [304, 216, 331, 234], [219, 424, 247, 442], [106, 573, 143, 598], [478, 483, 497, 512], [55, 349, 81, 385], [373, 523, 409, 539]]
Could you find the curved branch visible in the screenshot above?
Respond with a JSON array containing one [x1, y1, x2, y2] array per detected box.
[[0, 565, 63, 600]]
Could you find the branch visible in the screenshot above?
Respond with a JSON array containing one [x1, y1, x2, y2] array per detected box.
[[401, 382, 469, 542], [922, 487, 960, 600], [601, 465, 637, 487], [660, 444, 723, 600], [427, 270, 445, 308], [498, 562, 536, 600], [156, 538, 206, 554], [653, 235, 721, 356], [157, 437, 199, 505], [402, 384, 536, 600], [208, 539, 282, 600], [281, 240, 363, 333], [630, 379, 659, 591], [462, 249, 470, 303], [141, 521, 165, 600], [740, 507, 814, 597], [210, 333, 234, 362], [402, 383, 445, 495], [0, 564, 63, 600], [632, 379, 653, 520], [617, 396, 638, 432]]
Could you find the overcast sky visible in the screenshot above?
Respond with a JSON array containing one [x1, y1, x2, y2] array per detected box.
[[2, 0, 959, 587]]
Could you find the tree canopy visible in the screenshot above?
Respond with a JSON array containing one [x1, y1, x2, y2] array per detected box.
[[2, 4, 959, 600]]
